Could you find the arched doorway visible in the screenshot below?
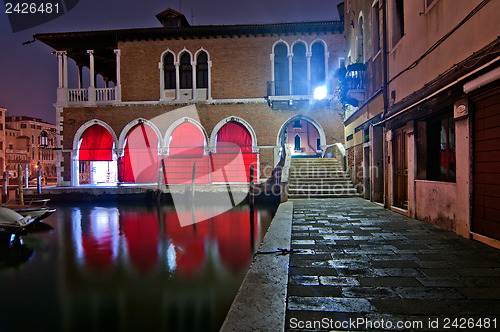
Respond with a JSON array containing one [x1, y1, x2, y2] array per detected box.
[[163, 121, 209, 184], [77, 124, 117, 185], [277, 116, 326, 157], [119, 123, 159, 183], [212, 121, 257, 183]]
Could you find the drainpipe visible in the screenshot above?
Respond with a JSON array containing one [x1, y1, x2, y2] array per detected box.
[[381, 0, 389, 208]]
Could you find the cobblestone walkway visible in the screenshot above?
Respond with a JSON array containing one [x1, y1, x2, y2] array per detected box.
[[285, 198, 500, 331]]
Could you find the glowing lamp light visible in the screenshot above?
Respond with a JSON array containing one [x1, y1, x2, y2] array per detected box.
[[314, 86, 327, 100]]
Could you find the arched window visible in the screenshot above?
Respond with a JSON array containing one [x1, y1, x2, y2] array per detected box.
[[273, 43, 289, 95], [179, 52, 192, 89], [311, 42, 326, 90], [294, 134, 301, 151], [196, 51, 208, 89], [163, 52, 176, 89], [357, 16, 364, 62], [292, 43, 307, 95]]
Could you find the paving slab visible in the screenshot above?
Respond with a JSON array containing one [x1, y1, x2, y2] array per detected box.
[[285, 198, 500, 331]]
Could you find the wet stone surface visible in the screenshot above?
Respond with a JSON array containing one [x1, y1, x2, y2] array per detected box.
[[285, 198, 500, 331]]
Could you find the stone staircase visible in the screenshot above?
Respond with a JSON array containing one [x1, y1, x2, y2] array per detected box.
[[287, 158, 360, 199]]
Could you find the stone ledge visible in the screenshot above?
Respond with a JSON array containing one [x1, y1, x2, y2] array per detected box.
[[220, 201, 293, 332]]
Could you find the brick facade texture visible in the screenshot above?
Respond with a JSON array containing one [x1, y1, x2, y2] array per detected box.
[[59, 28, 345, 182]]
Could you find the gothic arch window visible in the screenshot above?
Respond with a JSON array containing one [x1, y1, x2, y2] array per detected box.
[[294, 134, 301, 151], [163, 52, 176, 89], [179, 52, 192, 89], [273, 42, 289, 95], [357, 14, 365, 62], [310, 42, 326, 90], [292, 42, 307, 95], [196, 51, 208, 89]]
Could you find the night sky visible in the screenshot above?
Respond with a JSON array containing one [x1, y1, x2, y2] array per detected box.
[[0, 0, 342, 124]]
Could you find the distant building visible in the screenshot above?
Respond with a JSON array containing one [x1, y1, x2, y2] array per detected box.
[[342, 0, 500, 248], [34, 8, 346, 187], [0, 107, 5, 173], [5, 116, 57, 182]]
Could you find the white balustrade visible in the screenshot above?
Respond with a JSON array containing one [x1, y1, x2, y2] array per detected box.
[[68, 89, 88, 102], [95, 87, 116, 102]]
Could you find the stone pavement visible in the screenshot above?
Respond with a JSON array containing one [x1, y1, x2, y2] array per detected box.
[[285, 198, 500, 331]]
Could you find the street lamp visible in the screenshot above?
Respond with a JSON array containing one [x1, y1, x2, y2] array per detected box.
[[39, 130, 48, 148], [314, 85, 327, 100]]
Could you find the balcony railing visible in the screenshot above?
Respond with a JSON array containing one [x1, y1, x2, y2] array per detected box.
[[267, 80, 317, 97], [68, 89, 88, 102], [62, 86, 120, 106], [96, 87, 116, 101]]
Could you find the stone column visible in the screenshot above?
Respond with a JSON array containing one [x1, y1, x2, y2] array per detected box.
[[87, 50, 96, 104], [306, 51, 312, 95], [114, 49, 122, 101], [207, 60, 213, 100], [191, 60, 197, 100], [174, 61, 180, 100]]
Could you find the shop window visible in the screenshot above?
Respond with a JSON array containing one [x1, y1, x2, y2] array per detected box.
[[418, 111, 456, 182]]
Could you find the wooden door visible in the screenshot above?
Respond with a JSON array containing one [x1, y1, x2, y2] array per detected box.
[[472, 85, 500, 240], [393, 127, 408, 210]]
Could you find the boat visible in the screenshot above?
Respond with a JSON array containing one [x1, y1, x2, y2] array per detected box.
[[3, 199, 56, 222], [0, 207, 34, 245]]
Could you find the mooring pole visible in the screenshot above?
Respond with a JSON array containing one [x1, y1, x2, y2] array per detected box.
[[17, 164, 24, 204], [2, 171, 8, 203], [37, 162, 42, 195], [249, 164, 254, 209]]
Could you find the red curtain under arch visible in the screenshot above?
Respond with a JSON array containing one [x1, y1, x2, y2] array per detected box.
[[119, 123, 159, 183], [212, 121, 257, 183], [164, 122, 209, 184], [79, 125, 114, 161]]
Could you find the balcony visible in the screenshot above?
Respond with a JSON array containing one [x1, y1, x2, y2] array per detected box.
[[59, 86, 121, 107], [344, 66, 366, 104], [267, 80, 330, 100]]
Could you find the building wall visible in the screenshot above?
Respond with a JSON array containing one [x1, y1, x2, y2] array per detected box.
[[61, 102, 344, 182], [380, 0, 500, 244], [119, 33, 344, 102], [387, 0, 500, 106]]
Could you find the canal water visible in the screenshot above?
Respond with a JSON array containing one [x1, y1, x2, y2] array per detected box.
[[0, 201, 277, 332]]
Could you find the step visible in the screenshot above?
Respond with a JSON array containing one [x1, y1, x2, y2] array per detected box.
[[288, 194, 363, 199]]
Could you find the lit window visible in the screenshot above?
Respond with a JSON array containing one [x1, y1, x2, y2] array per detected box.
[[292, 43, 307, 95], [311, 42, 326, 91]]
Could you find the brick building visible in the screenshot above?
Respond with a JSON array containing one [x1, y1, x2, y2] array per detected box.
[[0, 108, 5, 173], [5, 116, 57, 181], [342, 0, 500, 248], [35, 9, 345, 187]]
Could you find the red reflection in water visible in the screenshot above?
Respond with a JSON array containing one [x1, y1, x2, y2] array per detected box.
[[164, 210, 210, 277], [122, 211, 160, 273], [78, 206, 260, 276], [81, 230, 113, 270], [213, 210, 259, 272]]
